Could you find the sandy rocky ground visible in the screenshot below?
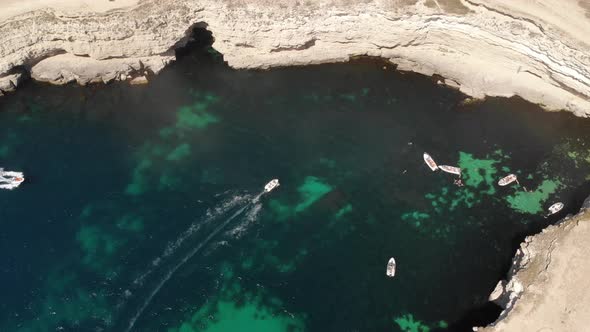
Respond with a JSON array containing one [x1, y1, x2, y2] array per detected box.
[[1, 0, 590, 330], [478, 202, 590, 332]]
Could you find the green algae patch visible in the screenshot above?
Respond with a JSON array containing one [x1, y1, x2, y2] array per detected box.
[[294, 176, 333, 213], [169, 299, 304, 332], [269, 176, 333, 221], [126, 157, 153, 195], [166, 143, 191, 161], [175, 103, 220, 131], [425, 150, 509, 215], [394, 314, 447, 332], [339, 93, 356, 102], [169, 264, 305, 332], [335, 204, 353, 219], [76, 225, 123, 270], [394, 314, 431, 332], [401, 211, 430, 227], [505, 179, 562, 214], [116, 214, 144, 232], [127, 92, 221, 195], [555, 140, 590, 171], [458, 151, 501, 195]]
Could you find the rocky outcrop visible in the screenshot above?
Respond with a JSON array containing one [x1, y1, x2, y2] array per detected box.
[[0, 0, 589, 115], [477, 207, 590, 332], [0, 70, 25, 96], [29, 53, 171, 85]]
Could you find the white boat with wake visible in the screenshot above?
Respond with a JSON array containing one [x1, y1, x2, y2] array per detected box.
[[423, 153, 438, 171], [498, 174, 518, 186], [438, 165, 461, 176], [386, 257, 396, 277], [264, 179, 280, 192], [0, 168, 25, 190]]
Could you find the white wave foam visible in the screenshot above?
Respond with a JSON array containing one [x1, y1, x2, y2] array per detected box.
[[123, 202, 251, 332], [131, 192, 250, 287], [226, 202, 261, 239]]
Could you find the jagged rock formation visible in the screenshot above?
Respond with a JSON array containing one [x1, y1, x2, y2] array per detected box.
[[477, 205, 590, 332], [0, 0, 589, 115]]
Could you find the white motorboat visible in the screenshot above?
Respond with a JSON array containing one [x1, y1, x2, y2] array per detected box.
[[547, 202, 564, 215], [423, 153, 438, 171], [0, 168, 25, 190], [498, 174, 518, 186], [439, 165, 461, 176], [264, 179, 280, 192], [386, 257, 396, 277]]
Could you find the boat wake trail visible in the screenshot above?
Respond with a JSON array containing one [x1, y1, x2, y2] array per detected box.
[[122, 190, 265, 332], [131, 194, 250, 288]]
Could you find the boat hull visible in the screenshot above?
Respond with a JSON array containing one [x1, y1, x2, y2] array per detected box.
[[439, 165, 461, 176], [498, 174, 518, 186], [423, 153, 438, 171], [264, 179, 280, 192], [0, 169, 24, 190], [548, 202, 564, 215], [386, 257, 396, 277]]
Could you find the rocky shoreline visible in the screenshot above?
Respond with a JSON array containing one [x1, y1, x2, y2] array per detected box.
[[476, 199, 590, 332], [1, 0, 590, 330], [1, 0, 590, 115]]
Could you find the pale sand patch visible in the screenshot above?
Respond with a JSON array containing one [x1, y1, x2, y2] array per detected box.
[[0, 0, 139, 20]]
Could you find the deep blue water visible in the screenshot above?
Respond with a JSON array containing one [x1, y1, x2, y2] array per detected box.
[[2, 42, 590, 332]]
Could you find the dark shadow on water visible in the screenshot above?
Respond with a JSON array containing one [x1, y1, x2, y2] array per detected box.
[[448, 302, 503, 331]]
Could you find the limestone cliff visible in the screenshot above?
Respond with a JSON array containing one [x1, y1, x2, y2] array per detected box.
[[0, 0, 589, 114], [477, 202, 590, 332]]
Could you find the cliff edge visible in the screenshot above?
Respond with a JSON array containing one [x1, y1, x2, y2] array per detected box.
[[477, 204, 590, 332], [0, 0, 589, 115]]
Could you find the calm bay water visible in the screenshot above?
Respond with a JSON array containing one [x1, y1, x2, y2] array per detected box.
[[2, 44, 590, 332]]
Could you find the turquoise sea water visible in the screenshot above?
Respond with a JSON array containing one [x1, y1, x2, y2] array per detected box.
[[2, 42, 590, 332]]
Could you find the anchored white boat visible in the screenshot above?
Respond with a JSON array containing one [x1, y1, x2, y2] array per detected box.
[[386, 257, 396, 277], [439, 165, 461, 176], [423, 153, 438, 171], [0, 168, 25, 190], [498, 174, 518, 186], [264, 179, 280, 193], [547, 202, 564, 215]]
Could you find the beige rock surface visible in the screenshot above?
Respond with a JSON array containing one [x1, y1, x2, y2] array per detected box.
[[478, 209, 590, 332], [0, 0, 139, 21], [0, 0, 589, 115]]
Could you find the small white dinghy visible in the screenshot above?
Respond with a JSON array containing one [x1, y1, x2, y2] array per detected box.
[[547, 202, 564, 216], [439, 165, 461, 176], [386, 257, 396, 278], [498, 174, 518, 186], [423, 153, 438, 171], [0, 168, 25, 190], [264, 179, 280, 193]]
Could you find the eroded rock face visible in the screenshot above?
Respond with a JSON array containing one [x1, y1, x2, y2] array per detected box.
[[477, 208, 590, 331], [0, 0, 589, 115]]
